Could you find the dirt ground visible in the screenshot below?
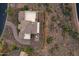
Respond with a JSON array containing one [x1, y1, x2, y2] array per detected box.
[[2, 3, 79, 56], [26, 3, 79, 56]]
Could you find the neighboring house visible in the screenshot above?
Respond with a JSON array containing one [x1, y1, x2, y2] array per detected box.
[[18, 11, 40, 44]]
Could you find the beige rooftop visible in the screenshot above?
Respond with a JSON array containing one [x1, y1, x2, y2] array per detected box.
[[25, 11, 36, 22], [18, 11, 37, 22]]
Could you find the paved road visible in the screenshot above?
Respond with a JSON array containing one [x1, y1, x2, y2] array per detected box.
[[6, 21, 30, 45]]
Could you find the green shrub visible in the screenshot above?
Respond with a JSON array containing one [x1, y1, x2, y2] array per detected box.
[[62, 23, 79, 39], [63, 5, 71, 16], [22, 47, 34, 55], [21, 5, 29, 11], [10, 43, 18, 51], [69, 30, 79, 39], [63, 10, 70, 16], [62, 24, 71, 32], [47, 36, 53, 44], [7, 7, 14, 16], [0, 40, 5, 53]]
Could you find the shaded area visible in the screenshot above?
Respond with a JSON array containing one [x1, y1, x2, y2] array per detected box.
[[76, 3, 79, 19], [0, 3, 7, 35]]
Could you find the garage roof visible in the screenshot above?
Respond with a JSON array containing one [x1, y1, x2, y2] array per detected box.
[[24, 34, 31, 39]]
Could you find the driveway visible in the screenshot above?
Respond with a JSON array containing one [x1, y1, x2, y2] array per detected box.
[[6, 21, 31, 45]]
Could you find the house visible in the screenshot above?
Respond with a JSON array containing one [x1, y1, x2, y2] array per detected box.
[[18, 11, 40, 42]]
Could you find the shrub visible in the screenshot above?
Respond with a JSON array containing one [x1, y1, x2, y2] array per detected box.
[[63, 10, 70, 16], [22, 47, 34, 55], [47, 36, 53, 44], [61, 23, 79, 39], [21, 5, 29, 11], [7, 7, 14, 16], [62, 24, 71, 32], [0, 40, 5, 53], [63, 4, 71, 16], [10, 43, 18, 51], [69, 30, 79, 39]]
